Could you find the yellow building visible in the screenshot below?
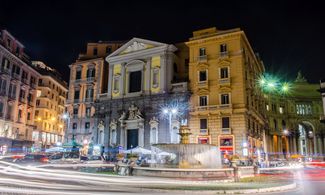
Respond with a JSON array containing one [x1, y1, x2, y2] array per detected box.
[[186, 27, 266, 158], [66, 41, 123, 144], [32, 61, 68, 149]]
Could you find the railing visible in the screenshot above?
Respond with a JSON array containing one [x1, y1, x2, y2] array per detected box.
[[84, 98, 94, 103], [87, 77, 95, 82], [192, 104, 232, 112], [38, 83, 50, 88], [0, 68, 10, 75], [219, 51, 229, 58], [219, 78, 231, 85], [28, 101, 34, 107], [19, 97, 26, 103], [171, 82, 188, 92], [30, 83, 37, 89], [197, 55, 207, 62], [12, 73, 21, 80], [0, 90, 7, 96], [8, 94, 16, 100], [22, 78, 29, 85], [222, 128, 231, 134], [197, 81, 208, 88]]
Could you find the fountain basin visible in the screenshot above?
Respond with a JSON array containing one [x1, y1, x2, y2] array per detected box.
[[150, 143, 221, 169]]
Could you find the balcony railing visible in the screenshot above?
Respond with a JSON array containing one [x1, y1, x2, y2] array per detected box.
[[22, 78, 29, 85], [197, 55, 207, 62], [219, 78, 231, 85], [197, 81, 208, 89], [219, 51, 229, 59], [0, 68, 10, 75], [0, 90, 7, 96], [171, 82, 188, 93], [8, 94, 16, 100], [221, 128, 231, 134], [84, 98, 94, 103], [30, 83, 37, 89], [87, 77, 95, 82], [12, 73, 21, 80], [19, 97, 26, 103], [192, 104, 232, 112]]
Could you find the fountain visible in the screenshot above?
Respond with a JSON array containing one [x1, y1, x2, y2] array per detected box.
[[150, 125, 221, 169]]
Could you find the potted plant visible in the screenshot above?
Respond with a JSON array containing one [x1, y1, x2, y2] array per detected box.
[[116, 153, 125, 161], [127, 153, 139, 161], [230, 154, 240, 166]]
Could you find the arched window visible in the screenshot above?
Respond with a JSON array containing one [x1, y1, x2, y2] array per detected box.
[[274, 119, 277, 130], [282, 120, 286, 129], [99, 130, 104, 145]]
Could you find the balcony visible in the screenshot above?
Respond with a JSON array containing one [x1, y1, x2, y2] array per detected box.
[[0, 90, 7, 96], [192, 104, 232, 113], [219, 51, 229, 59], [30, 83, 37, 89], [0, 68, 10, 75], [86, 77, 95, 82], [197, 55, 207, 63], [219, 78, 231, 85], [74, 79, 84, 84], [196, 105, 218, 112], [19, 97, 26, 104], [171, 82, 188, 93], [22, 78, 29, 85], [38, 83, 50, 89], [221, 128, 231, 134], [28, 101, 34, 107], [197, 81, 208, 89], [8, 94, 17, 100], [84, 98, 94, 103], [12, 73, 21, 80]]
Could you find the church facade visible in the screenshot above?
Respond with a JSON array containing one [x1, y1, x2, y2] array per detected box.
[[93, 38, 190, 149]]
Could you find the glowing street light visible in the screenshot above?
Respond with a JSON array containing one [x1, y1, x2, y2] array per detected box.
[[283, 129, 289, 135], [162, 107, 179, 143]]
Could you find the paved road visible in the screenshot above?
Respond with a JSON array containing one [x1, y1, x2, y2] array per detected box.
[[258, 166, 325, 195], [0, 160, 324, 195]]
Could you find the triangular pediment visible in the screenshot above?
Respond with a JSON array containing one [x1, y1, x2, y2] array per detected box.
[[107, 38, 169, 58]]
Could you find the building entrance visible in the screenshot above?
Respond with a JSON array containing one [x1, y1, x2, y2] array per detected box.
[[127, 129, 138, 149]]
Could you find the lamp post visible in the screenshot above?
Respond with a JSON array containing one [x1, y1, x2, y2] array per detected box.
[[62, 113, 71, 143], [163, 108, 178, 143]]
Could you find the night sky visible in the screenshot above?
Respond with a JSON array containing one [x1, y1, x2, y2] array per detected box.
[[0, 0, 324, 83]]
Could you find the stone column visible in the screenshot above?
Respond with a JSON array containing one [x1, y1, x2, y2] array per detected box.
[[314, 135, 318, 155], [317, 136, 323, 157], [138, 121, 144, 147], [144, 59, 151, 95], [107, 65, 113, 98], [121, 64, 126, 96], [120, 125, 126, 149], [293, 136, 297, 154]]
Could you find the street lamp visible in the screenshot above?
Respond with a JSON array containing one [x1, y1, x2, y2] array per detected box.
[[162, 107, 178, 143], [62, 113, 71, 143]]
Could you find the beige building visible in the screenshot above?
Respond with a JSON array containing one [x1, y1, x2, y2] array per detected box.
[[66, 41, 123, 145], [0, 29, 40, 153], [186, 27, 266, 158], [265, 73, 325, 159], [31, 61, 68, 150]]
